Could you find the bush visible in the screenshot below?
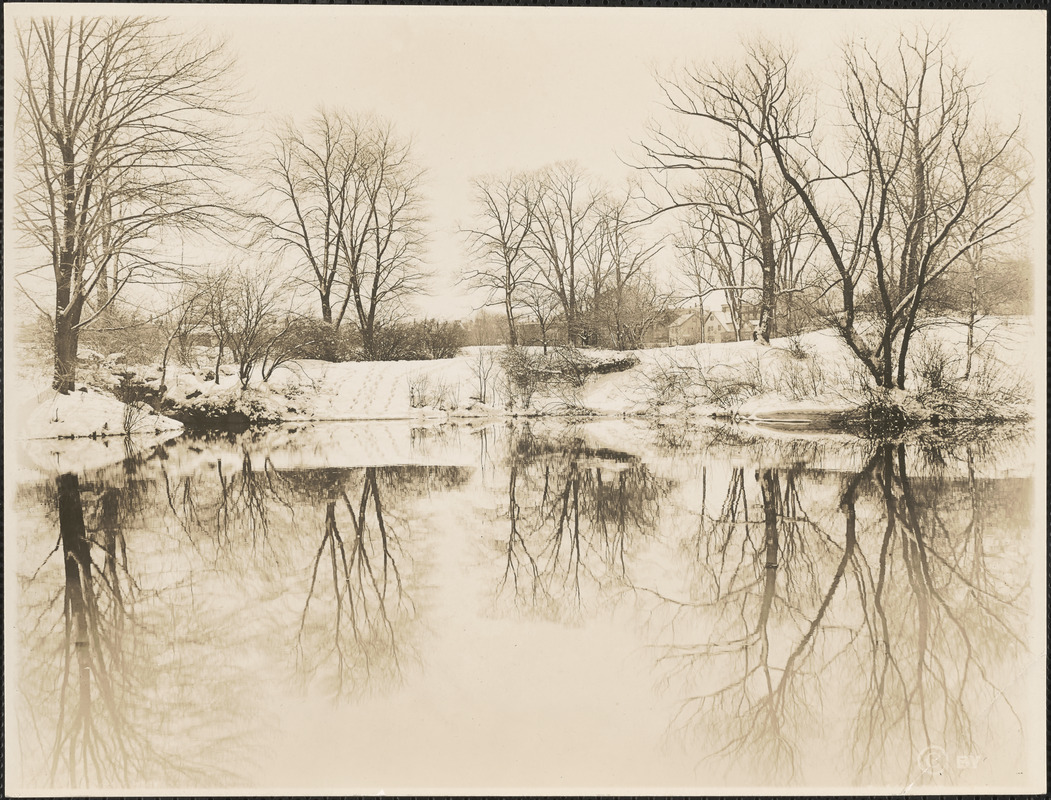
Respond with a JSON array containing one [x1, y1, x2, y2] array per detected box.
[[779, 333, 814, 360], [407, 373, 456, 409], [642, 353, 766, 414], [772, 350, 828, 401], [415, 319, 465, 359], [910, 337, 960, 393], [280, 317, 359, 362], [497, 346, 638, 409], [500, 347, 546, 409], [371, 319, 465, 361], [79, 309, 166, 365]]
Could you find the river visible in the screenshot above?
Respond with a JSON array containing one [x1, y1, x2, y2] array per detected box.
[[7, 418, 1041, 793]]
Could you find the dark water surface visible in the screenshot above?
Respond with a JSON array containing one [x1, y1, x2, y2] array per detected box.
[[8, 419, 1042, 793]]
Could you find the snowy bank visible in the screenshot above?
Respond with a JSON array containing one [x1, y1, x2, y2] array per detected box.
[[66, 317, 1036, 431], [23, 386, 184, 440]]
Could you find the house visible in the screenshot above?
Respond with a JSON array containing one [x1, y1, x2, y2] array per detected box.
[[667, 306, 740, 345], [640, 303, 761, 347], [704, 304, 741, 343], [669, 311, 703, 345], [641, 309, 679, 347]]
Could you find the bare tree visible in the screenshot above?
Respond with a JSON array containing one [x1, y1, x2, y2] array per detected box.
[[519, 278, 560, 354], [674, 201, 750, 341], [218, 267, 298, 388], [341, 122, 428, 359], [461, 172, 538, 346], [585, 189, 665, 348], [264, 111, 364, 327], [157, 282, 210, 390], [14, 16, 239, 393], [525, 162, 603, 346], [765, 30, 1030, 389], [263, 113, 427, 359], [642, 40, 805, 343], [199, 270, 231, 385]]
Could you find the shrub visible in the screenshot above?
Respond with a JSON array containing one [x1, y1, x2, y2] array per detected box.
[[499, 347, 546, 409], [79, 309, 166, 365], [910, 338, 960, 393], [780, 333, 814, 360], [470, 349, 499, 405], [642, 361, 700, 411], [281, 317, 358, 362], [407, 373, 455, 409], [372, 319, 465, 361], [415, 319, 465, 359], [773, 351, 828, 400], [643, 353, 766, 414]]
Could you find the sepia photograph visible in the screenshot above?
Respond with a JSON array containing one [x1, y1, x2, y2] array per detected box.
[[3, 3, 1046, 795]]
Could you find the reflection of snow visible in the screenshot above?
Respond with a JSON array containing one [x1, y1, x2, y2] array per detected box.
[[18, 429, 183, 477]]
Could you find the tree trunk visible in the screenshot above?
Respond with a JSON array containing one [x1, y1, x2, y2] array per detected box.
[[964, 270, 979, 380], [55, 146, 81, 394], [58, 473, 92, 654], [758, 469, 780, 628], [505, 291, 518, 347], [361, 326, 375, 360], [54, 315, 80, 394], [752, 178, 778, 345], [320, 291, 333, 325]]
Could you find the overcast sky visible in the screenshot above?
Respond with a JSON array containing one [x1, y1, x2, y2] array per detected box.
[[6, 5, 1046, 319]]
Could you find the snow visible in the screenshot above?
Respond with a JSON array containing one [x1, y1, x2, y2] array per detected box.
[[23, 386, 183, 440], [9, 318, 1035, 467]]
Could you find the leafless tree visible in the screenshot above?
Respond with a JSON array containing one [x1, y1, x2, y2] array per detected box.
[[587, 190, 666, 349], [461, 172, 538, 346], [264, 111, 365, 327], [216, 267, 299, 388], [641, 40, 807, 343], [765, 30, 1031, 389], [157, 282, 210, 390], [342, 121, 428, 359], [518, 278, 560, 354], [525, 162, 604, 346], [199, 271, 231, 385], [14, 16, 240, 393], [674, 202, 750, 341], [264, 112, 427, 358], [933, 147, 1031, 379]]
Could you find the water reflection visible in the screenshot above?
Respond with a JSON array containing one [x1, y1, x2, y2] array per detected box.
[[295, 467, 414, 697], [496, 425, 669, 621], [18, 457, 255, 789], [643, 433, 1032, 786], [11, 421, 1037, 791]]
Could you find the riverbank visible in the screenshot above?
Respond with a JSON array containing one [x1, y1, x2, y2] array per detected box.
[[13, 317, 1035, 442]]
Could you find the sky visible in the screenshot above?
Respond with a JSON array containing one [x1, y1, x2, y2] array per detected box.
[[4, 4, 1047, 320]]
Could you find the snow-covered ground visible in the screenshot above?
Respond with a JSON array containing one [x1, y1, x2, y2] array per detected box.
[[8, 317, 1037, 450]]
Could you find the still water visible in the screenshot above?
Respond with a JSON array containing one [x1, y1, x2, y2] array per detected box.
[[7, 419, 1042, 793]]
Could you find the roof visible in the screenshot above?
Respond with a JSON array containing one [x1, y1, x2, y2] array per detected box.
[[670, 311, 698, 329]]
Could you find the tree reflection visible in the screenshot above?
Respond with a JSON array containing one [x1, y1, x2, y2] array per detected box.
[[496, 427, 668, 620], [157, 444, 469, 700], [17, 461, 252, 790], [295, 467, 416, 698], [161, 443, 293, 563], [651, 437, 1031, 786]]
